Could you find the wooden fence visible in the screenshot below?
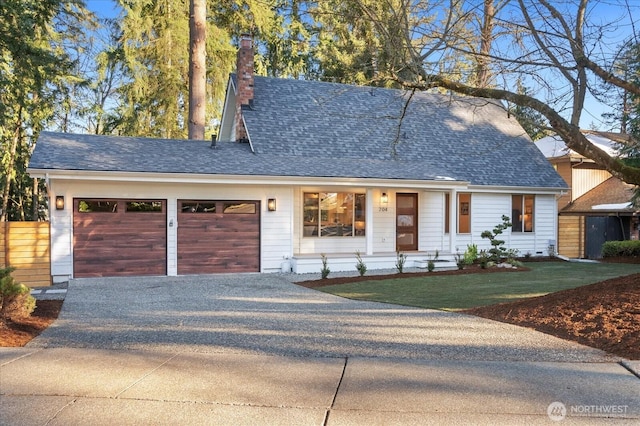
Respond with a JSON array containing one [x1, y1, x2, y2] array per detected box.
[[0, 221, 51, 287]]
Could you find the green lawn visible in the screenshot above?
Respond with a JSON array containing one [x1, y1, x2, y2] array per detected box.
[[318, 261, 640, 311]]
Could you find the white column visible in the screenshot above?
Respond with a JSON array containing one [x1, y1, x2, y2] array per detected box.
[[366, 188, 374, 255], [167, 197, 178, 276], [449, 188, 457, 254]]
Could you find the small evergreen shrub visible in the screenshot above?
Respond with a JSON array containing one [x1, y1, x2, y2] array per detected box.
[[602, 240, 640, 258], [478, 250, 491, 269], [355, 251, 367, 276], [0, 267, 36, 325], [395, 251, 407, 273], [426, 250, 439, 272], [480, 215, 513, 263], [320, 253, 330, 279]]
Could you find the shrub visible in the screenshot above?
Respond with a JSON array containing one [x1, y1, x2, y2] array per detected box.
[[427, 260, 435, 272], [426, 250, 439, 272], [480, 215, 513, 263], [0, 267, 36, 325], [464, 244, 478, 265], [395, 251, 407, 273], [602, 240, 640, 258], [355, 251, 367, 276], [478, 250, 491, 269], [455, 244, 478, 270], [320, 254, 330, 279]]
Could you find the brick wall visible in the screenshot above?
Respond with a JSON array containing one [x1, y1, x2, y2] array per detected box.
[[234, 35, 254, 141]]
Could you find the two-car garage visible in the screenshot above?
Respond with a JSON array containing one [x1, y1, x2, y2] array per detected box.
[[73, 198, 260, 278]]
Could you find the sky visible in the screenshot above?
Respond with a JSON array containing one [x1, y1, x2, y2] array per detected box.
[[84, 0, 636, 132], [86, 0, 120, 18]]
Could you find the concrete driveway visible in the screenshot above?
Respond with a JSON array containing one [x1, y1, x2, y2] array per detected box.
[[2, 274, 639, 424], [28, 273, 614, 361]]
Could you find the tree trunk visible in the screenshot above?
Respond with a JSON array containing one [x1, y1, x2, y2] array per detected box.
[[188, 0, 206, 140], [475, 0, 495, 88], [1, 111, 23, 222]]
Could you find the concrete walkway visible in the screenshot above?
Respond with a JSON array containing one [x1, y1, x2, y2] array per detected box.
[[2, 274, 639, 424]]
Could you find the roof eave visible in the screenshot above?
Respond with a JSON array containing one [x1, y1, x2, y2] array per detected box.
[[28, 168, 474, 188]]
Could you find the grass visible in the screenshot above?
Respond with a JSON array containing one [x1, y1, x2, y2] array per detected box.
[[317, 261, 640, 311]]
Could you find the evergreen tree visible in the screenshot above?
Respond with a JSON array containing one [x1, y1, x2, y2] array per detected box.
[[0, 0, 90, 221], [113, 0, 278, 139]]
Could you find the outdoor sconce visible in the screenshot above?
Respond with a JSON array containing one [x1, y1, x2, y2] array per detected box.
[[380, 192, 388, 204], [55, 195, 65, 210], [267, 198, 277, 212]]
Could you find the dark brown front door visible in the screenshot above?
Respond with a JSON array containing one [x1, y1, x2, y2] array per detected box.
[[396, 193, 418, 251]]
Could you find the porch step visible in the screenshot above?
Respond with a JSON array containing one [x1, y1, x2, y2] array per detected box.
[[414, 259, 458, 271]]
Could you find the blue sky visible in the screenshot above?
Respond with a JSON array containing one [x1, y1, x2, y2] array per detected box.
[[86, 0, 120, 18]]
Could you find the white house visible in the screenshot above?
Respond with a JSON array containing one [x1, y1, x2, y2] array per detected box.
[[28, 37, 566, 282]]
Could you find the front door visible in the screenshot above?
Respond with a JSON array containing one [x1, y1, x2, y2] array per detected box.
[[396, 193, 418, 251]]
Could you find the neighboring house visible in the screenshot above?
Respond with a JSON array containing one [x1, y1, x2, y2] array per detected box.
[[535, 132, 639, 259], [28, 36, 566, 282]]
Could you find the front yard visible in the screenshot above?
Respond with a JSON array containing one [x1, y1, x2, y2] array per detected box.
[[312, 261, 640, 310]]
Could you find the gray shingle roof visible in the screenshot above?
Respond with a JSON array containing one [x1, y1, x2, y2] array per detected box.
[[30, 76, 566, 189]]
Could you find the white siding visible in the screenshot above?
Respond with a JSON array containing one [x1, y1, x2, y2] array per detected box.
[[49, 207, 72, 283], [572, 168, 611, 200], [420, 191, 448, 253], [166, 195, 177, 275], [260, 186, 293, 272], [372, 188, 396, 252], [469, 193, 557, 257]]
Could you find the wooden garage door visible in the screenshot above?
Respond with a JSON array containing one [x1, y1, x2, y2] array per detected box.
[[73, 199, 167, 277], [178, 200, 260, 274]]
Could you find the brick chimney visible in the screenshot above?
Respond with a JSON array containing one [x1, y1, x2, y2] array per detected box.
[[235, 34, 254, 142]]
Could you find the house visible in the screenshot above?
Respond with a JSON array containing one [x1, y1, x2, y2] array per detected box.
[[535, 131, 639, 259], [28, 36, 566, 282]]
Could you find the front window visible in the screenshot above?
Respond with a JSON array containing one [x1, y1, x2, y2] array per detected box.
[[512, 195, 534, 232], [303, 192, 365, 237]]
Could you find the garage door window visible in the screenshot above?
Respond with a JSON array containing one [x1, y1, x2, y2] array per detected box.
[[77, 200, 117, 213], [223, 202, 257, 214], [181, 201, 216, 213], [126, 201, 163, 212]]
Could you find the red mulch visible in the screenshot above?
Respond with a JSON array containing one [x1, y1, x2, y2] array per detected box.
[[463, 273, 640, 360], [0, 300, 63, 347]]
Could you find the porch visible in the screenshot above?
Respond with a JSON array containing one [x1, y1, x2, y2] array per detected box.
[[288, 251, 458, 274]]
